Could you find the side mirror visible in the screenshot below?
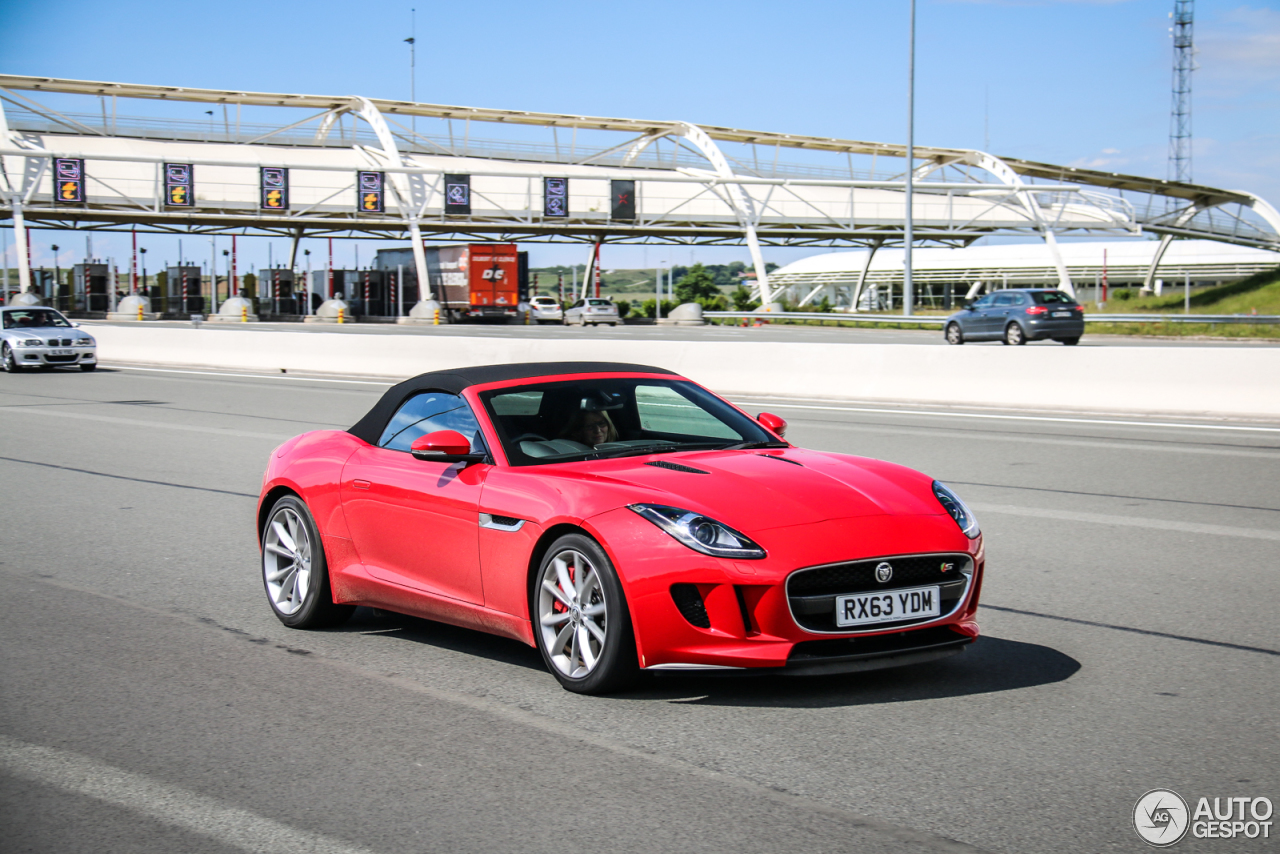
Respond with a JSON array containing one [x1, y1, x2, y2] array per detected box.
[[410, 430, 486, 465], [757, 412, 787, 438]]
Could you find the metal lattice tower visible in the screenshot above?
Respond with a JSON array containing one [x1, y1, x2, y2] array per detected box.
[[1169, 0, 1194, 183]]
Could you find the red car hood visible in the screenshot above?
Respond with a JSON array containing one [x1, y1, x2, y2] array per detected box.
[[546, 447, 944, 533]]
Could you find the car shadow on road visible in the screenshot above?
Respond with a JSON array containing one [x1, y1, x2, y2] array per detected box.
[[616, 636, 1081, 709], [334, 609, 1080, 706], [334, 606, 547, 671]]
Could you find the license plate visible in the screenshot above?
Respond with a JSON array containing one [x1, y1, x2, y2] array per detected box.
[[835, 585, 941, 627], [1052, 311, 1071, 318], [51, 349, 73, 356]]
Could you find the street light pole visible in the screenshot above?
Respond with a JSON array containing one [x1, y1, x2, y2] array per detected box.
[[903, 0, 916, 317], [405, 8, 417, 139], [51, 244, 60, 309]]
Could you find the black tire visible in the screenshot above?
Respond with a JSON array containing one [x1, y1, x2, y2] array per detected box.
[[532, 533, 639, 694], [1060, 337, 1080, 346], [945, 323, 964, 345], [1004, 323, 1026, 346], [80, 363, 97, 372], [2, 344, 22, 373], [261, 495, 354, 629]]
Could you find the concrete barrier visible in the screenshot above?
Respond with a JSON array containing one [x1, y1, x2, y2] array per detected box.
[[84, 323, 1280, 418]]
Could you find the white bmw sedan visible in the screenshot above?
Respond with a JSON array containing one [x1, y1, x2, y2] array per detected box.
[[1, 307, 98, 372]]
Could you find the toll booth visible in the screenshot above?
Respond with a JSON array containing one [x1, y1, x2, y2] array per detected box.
[[260, 269, 300, 315], [74, 263, 110, 312], [165, 266, 204, 314]]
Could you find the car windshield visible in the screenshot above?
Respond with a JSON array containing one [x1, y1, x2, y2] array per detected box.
[[479, 378, 779, 466], [3, 309, 71, 329], [1031, 291, 1076, 305]]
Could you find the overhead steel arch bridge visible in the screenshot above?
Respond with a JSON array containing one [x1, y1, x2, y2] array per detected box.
[[2, 74, 1278, 305]]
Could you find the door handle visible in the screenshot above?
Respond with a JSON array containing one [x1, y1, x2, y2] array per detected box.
[[352, 479, 371, 490]]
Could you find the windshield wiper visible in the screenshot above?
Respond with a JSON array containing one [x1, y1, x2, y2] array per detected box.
[[717, 440, 790, 450], [593, 441, 725, 460]]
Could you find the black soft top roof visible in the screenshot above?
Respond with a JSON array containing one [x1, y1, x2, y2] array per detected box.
[[347, 361, 677, 445]]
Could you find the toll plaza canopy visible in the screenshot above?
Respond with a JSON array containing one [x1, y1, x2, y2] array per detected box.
[[2, 74, 1279, 304]]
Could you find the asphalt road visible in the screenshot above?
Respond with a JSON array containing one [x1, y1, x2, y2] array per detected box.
[[84, 317, 1280, 347], [2, 365, 1277, 854]]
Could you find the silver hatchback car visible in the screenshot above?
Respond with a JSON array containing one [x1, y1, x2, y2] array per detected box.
[[564, 297, 619, 327], [1, 307, 98, 372]]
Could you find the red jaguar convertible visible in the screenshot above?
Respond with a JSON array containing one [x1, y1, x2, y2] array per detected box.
[[258, 362, 984, 693]]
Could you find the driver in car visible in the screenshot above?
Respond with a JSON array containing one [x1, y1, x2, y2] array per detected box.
[[561, 410, 618, 447]]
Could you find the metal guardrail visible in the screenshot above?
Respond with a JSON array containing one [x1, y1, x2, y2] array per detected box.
[[1085, 314, 1280, 325], [703, 311, 1280, 326]]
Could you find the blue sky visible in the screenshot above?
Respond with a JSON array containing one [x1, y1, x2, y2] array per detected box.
[[2, 0, 1278, 273]]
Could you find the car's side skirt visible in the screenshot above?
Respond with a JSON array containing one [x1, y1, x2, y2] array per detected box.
[[335, 562, 536, 647]]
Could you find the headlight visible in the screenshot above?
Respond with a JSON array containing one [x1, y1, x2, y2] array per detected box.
[[933, 481, 980, 539], [19, 339, 43, 347], [76, 338, 94, 346], [628, 504, 766, 559]]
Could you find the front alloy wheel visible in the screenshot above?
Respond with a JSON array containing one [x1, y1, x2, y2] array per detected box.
[[945, 323, 964, 345], [534, 534, 638, 693], [2, 344, 22, 373], [262, 495, 353, 629]]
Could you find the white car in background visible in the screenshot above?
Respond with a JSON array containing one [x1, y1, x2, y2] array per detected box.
[[1, 307, 97, 372], [529, 295, 563, 324], [564, 297, 620, 327]]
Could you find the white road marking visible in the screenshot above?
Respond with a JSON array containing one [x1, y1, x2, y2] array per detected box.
[[110, 365, 394, 386], [0, 735, 382, 854], [731, 400, 1280, 434], [0, 406, 293, 440], [973, 502, 1280, 541]]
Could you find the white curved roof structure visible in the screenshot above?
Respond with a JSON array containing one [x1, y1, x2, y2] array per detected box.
[[2, 74, 1278, 306], [770, 240, 1280, 308]]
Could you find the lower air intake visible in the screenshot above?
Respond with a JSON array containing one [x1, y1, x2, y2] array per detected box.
[[670, 583, 711, 628]]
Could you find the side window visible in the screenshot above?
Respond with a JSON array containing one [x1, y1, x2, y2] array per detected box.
[[378, 391, 485, 453], [971, 295, 994, 309], [635, 385, 739, 439], [993, 293, 1016, 307]]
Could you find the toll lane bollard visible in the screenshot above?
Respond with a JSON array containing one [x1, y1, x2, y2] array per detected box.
[[433, 308, 439, 326], [241, 304, 247, 323], [136, 303, 143, 321], [338, 306, 346, 324]]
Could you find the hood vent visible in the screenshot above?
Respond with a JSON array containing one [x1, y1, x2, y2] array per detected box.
[[758, 454, 803, 467], [645, 460, 709, 474]]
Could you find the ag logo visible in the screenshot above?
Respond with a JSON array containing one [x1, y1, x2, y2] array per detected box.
[[1134, 789, 1189, 847], [874, 562, 893, 583]]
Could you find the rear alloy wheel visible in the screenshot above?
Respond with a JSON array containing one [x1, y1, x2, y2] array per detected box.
[[945, 323, 964, 345], [262, 495, 354, 629], [2, 344, 22, 373], [534, 533, 638, 694], [1060, 337, 1080, 346], [1004, 323, 1026, 346]]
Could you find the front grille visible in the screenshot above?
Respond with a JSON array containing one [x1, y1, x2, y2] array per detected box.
[[787, 553, 971, 634], [788, 554, 969, 596], [44, 355, 77, 363], [670, 584, 711, 628]]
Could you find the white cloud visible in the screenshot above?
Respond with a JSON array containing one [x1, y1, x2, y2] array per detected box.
[[1197, 6, 1280, 83]]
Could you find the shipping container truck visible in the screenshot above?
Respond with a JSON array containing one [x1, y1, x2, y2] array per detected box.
[[424, 243, 524, 321]]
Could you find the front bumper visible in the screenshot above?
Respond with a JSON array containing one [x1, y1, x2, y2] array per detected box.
[[587, 509, 984, 674], [16, 346, 96, 366]]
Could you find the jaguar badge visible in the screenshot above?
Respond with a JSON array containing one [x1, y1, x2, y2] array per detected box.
[[874, 562, 893, 583]]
